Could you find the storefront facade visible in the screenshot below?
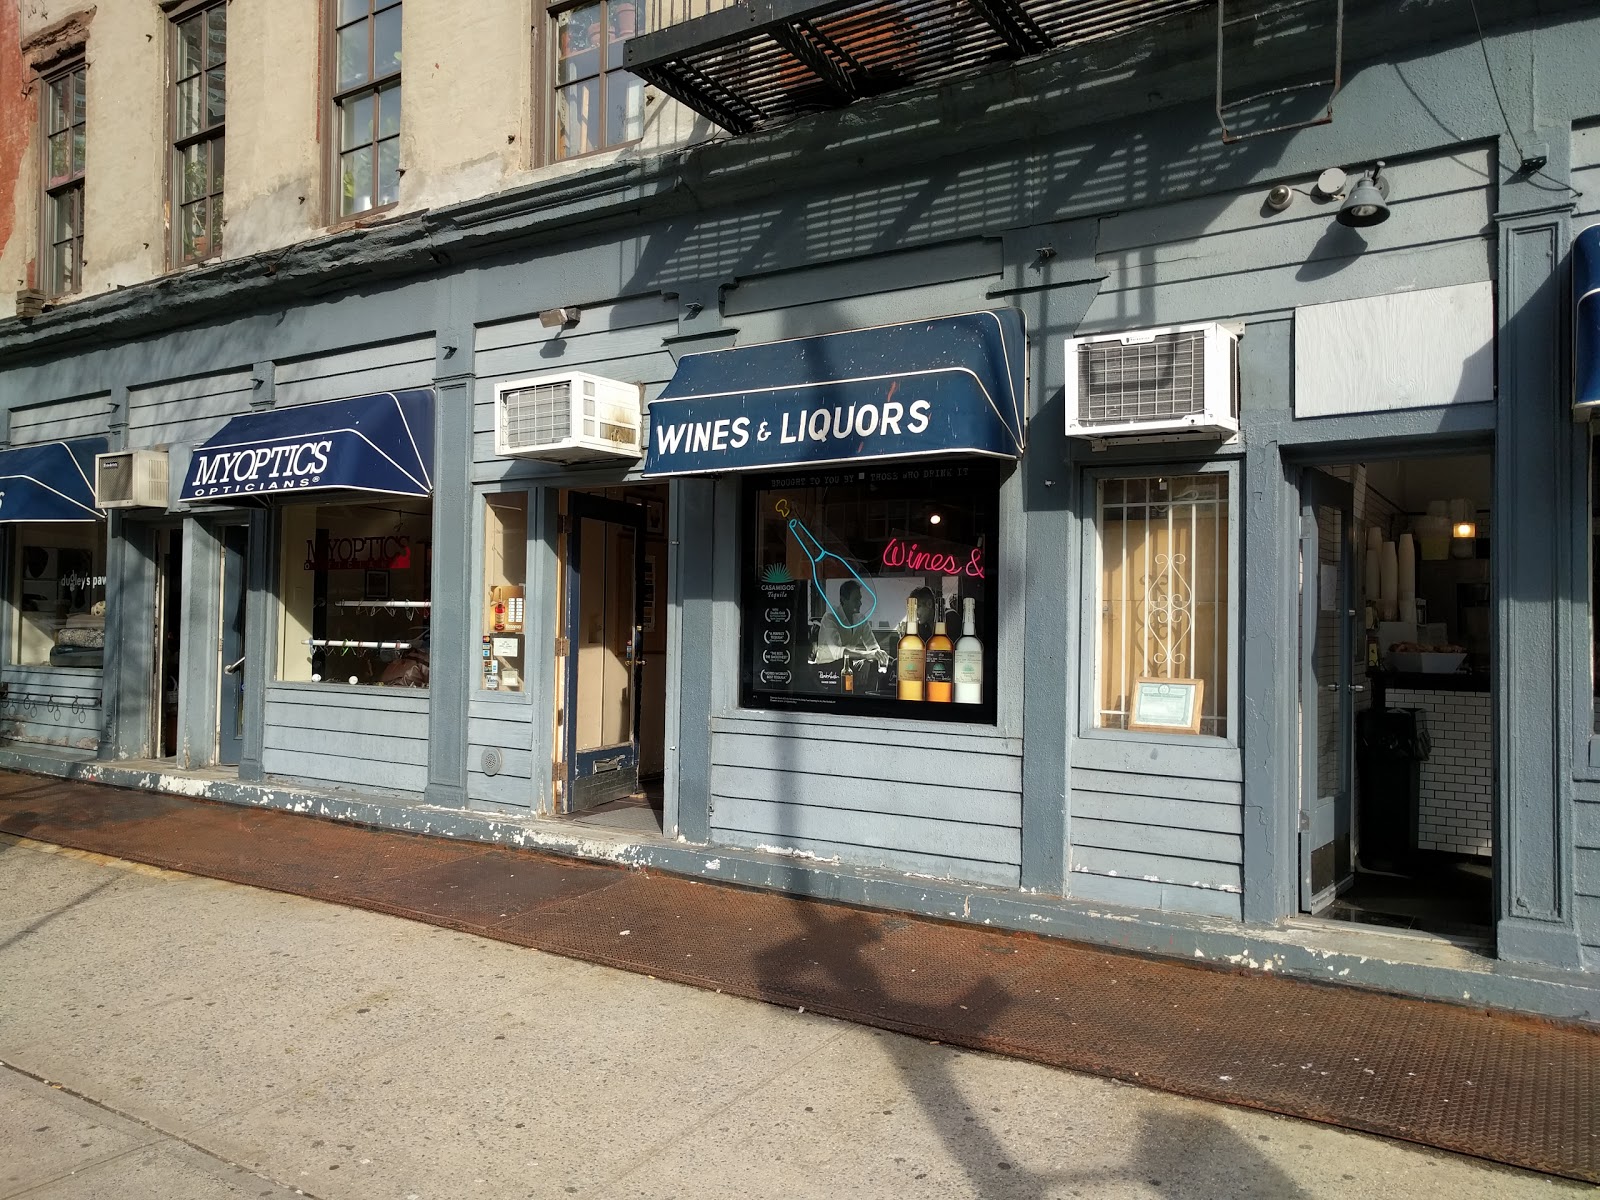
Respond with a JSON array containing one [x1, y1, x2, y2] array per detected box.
[[3, 4, 1600, 1016]]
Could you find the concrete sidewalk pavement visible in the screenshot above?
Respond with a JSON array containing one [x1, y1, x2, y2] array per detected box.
[[0, 834, 1584, 1200]]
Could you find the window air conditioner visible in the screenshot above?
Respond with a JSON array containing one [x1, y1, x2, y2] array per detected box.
[[94, 449, 170, 509], [494, 372, 643, 462], [1065, 322, 1239, 440]]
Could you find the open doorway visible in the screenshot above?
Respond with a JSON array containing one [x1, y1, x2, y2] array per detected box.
[[555, 484, 669, 834], [1299, 455, 1493, 944], [153, 525, 183, 759]]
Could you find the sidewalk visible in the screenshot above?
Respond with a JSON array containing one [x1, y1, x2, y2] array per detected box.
[[0, 768, 1596, 1186]]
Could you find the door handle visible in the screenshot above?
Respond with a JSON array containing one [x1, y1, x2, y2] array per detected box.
[[224, 656, 246, 675], [1349, 684, 1367, 693]]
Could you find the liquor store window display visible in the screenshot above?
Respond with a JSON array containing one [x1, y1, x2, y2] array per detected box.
[[277, 498, 432, 687], [482, 492, 528, 693], [742, 463, 998, 722], [1093, 471, 1232, 738], [11, 523, 107, 668]]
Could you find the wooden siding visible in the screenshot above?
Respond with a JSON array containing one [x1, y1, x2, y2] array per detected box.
[[274, 337, 436, 409], [10, 394, 112, 444], [467, 697, 539, 810], [1578, 793, 1600, 952], [471, 298, 678, 481], [1068, 746, 1244, 920], [128, 369, 254, 448], [262, 686, 429, 794], [0, 666, 102, 751], [707, 716, 1023, 888]]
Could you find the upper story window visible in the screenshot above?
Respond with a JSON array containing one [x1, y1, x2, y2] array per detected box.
[[41, 63, 86, 297], [172, 3, 226, 264], [549, 0, 645, 160], [333, 0, 402, 219]]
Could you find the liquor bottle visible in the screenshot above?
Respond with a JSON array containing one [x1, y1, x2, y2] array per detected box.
[[925, 618, 953, 703], [953, 597, 983, 704], [896, 597, 925, 701], [842, 657, 855, 693]]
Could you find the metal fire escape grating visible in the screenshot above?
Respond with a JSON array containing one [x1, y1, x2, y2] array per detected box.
[[625, 0, 1212, 135]]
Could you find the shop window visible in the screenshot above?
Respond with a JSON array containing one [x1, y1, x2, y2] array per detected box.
[[1095, 473, 1230, 737], [548, 0, 645, 160], [743, 463, 998, 722], [12, 524, 107, 669], [277, 499, 431, 687], [171, 2, 226, 264], [331, 0, 401, 219], [482, 493, 528, 693], [41, 62, 86, 297]]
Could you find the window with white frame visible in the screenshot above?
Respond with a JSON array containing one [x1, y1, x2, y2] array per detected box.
[[1095, 473, 1231, 737]]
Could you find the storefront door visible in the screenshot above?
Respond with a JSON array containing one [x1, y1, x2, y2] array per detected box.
[[218, 524, 249, 767], [562, 493, 645, 812], [1300, 470, 1358, 912]]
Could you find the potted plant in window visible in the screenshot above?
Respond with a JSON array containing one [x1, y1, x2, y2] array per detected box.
[[610, 0, 640, 40]]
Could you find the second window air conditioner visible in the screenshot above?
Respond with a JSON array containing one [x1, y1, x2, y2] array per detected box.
[[1065, 322, 1240, 440], [494, 372, 644, 463]]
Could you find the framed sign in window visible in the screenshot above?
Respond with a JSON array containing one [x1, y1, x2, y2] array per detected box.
[[1128, 678, 1205, 734]]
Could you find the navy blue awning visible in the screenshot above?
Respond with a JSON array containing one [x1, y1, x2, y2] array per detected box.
[[1577, 225, 1600, 409], [180, 391, 434, 502], [642, 309, 1026, 476], [0, 437, 106, 522]]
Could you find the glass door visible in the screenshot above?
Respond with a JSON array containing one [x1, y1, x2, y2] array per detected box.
[[562, 493, 645, 812], [218, 523, 248, 766], [1300, 469, 1357, 912]]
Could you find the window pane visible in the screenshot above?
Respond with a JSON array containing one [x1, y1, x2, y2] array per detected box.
[[374, 5, 401, 78], [71, 69, 86, 126], [175, 76, 203, 138], [71, 126, 85, 175], [338, 0, 369, 23], [340, 91, 375, 152], [180, 198, 209, 258], [51, 189, 78, 240], [376, 136, 399, 207], [12, 524, 108, 668], [605, 69, 644, 146], [177, 15, 204, 78], [1096, 474, 1230, 737], [47, 77, 68, 132], [211, 136, 225, 197], [482, 494, 529, 693], [206, 5, 227, 67], [180, 141, 208, 201], [277, 500, 433, 687], [557, 6, 604, 82], [609, 0, 644, 43], [340, 145, 374, 215], [337, 19, 370, 91], [206, 64, 226, 126], [48, 132, 69, 182], [742, 464, 997, 719], [378, 84, 401, 138], [556, 80, 599, 158]]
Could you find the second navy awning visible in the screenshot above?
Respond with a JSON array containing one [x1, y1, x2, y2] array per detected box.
[[180, 391, 434, 502], [1577, 225, 1600, 409], [642, 309, 1026, 476], [0, 437, 107, 522]]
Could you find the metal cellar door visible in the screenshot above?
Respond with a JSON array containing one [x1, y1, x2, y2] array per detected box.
[[561, 494, 645, 812], [1299, 469, 1359, 913], [218, 524, 249, 767]]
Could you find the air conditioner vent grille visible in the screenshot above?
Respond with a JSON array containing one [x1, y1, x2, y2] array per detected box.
[[1078, 329, 1207, 425], [501, 381, 572, 449]]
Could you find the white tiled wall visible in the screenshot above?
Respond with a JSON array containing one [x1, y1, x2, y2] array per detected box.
[[1388, 688, 1493, 857]]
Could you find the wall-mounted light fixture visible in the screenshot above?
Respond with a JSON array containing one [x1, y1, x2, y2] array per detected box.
[[1337, 161, 1391, 227], [538, 306, 581, 329]]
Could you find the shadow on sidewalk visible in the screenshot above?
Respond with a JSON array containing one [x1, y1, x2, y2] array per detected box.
[[752, 892, 1312, 1196]]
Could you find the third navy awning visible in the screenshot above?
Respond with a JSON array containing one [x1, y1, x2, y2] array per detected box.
[[1577, 225, 1600, 409], [642, 309, 1026, 476], [0, 437, 106, 522], [180, 391, 434, 502]]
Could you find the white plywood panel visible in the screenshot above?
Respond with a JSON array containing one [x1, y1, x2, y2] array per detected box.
[[1293, 282, 1494, 417]]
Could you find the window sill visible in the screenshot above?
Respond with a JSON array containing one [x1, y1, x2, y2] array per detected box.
[[714, 706, 1018, 744], [1076, 725, 1237, 752]]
